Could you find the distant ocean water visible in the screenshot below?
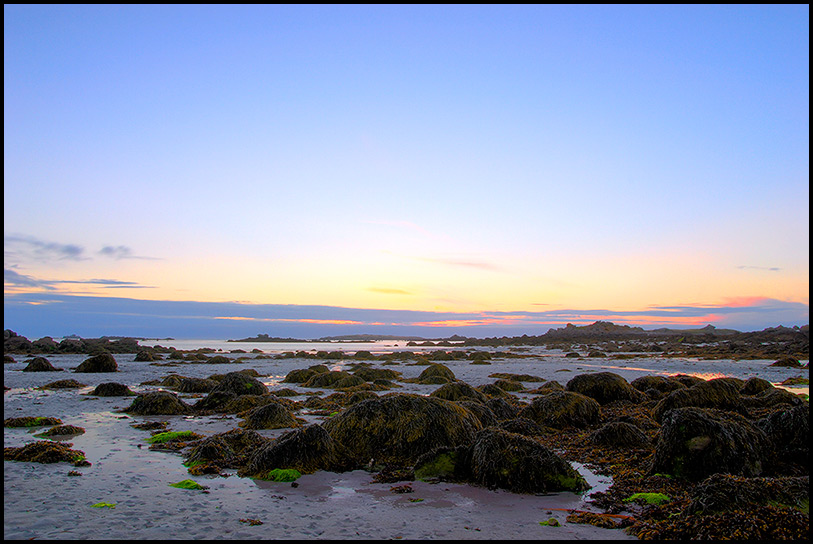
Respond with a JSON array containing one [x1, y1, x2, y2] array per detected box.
[[135, 338, 433, 354]]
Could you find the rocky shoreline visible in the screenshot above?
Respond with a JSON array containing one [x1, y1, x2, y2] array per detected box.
[[4, 331, 809, 540]]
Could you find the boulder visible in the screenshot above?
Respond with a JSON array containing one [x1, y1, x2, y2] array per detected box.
[[650, 407, 769, 481], [125, 391, 192, 415], [323, 393, 481, 467], [210, 371, 267, 396], [587, 421, 651, 449], [430, 381, 488, 403], [74, 353, 118, 373], [239, 400, 301, 430], [651, 378, 747, 422], [22, 357, 62, 372], [519, 391, 601, 429], [88, 382, 136, 396], [566, 372, 646, 405], [239, 424, 348, 477]]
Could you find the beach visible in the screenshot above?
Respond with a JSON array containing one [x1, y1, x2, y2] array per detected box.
[[4, 341, 808, 540]]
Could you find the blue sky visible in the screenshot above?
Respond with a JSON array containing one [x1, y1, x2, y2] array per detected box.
[[4, 5, 809, 339]]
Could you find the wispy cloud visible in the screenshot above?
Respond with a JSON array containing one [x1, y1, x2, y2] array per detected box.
[[5, 234, 86, 262], [737, 265, 781, 272], [367, 287, 413, 295], [98, 245, 160, 260], [4, 268, 153, 291]]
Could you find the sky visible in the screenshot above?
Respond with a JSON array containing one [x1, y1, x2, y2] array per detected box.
[[4, 5, 809, 339]]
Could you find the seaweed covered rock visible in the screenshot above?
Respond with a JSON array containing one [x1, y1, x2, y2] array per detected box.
[[5, 416, 63, 428], [519, 391, 601, 429], [651, 378, 747, 422], [412, 363, 456, 385], [4, 441, 86, 464], [134, 350, 160, 362], [88, 382, 136, 396], [740, 377, 775, 396], [352, 366, 401, 382], [566, 372, 645, 405], [757, 404, 809, 470], [686, 473, 809, 514], [125, 391, 192, 415], [457, 400, 497, 428], [485, 397, 521, 420], [587, 421, 651, 449], [37, 379, 87, 390], [210, 371, 267, 397], [323, 393, 482, 467], [630, 375, 686, 396], [35, 424, 86, 437], [239, 400, 301, 430], [429, 381, 488, 403], [74, 353, 118, 373], [651, 407, 770, 481], [185, 428, 270, 474], [464, 428, 589, 494], [302, 370, 365, 389], [281, 365, 329, 384], [173, 376, 219, 393], [769, 356, 803, 368], [239, 424, 347, 477], [497, 417, 545, 437], [22, 356, 62, 372]]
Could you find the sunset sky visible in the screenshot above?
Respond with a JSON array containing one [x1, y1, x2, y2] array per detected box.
[[4, 5, 809, 339]]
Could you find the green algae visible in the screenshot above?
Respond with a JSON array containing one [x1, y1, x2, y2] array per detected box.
[[91, 502, 116, 508], [146, 430, 200, 444], [539, 518, 561, 527], [625, 492, 672, 505], [263, 468, 302, 482], [169, 479, 208, 490]]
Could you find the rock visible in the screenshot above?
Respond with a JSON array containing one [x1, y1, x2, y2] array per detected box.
[[124, 391, 192, 415], [519, 391, 601, 429], [210, 371, 267, 396], [497, 417, 546, 437], [37, 379, 86, 389], [88, 382, 137, 396], [651, 378, 747, 422], [650, 407, 769, 481], [323, 393, 481, 467], [757, 404, 809, 470], [740, 377, 775, 396], [22, 357, 62, 372], [417, 427, 590, 494], [588, 421, 651, 449], [239, 400, 301, 430], [239, 424, 347, 477], [74, 353, 118, 373], [566, 372, 646, 405], [769, 356, 803, 368], [429, 381, 488, 403], [412, 363, 456, 385], [630, 375, 686, 395], [302, 370, 365, 389]]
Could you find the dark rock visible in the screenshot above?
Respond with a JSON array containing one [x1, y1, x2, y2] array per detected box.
[[88, 382, 136, 396], [430, 381, 488, 403], [74, 353, 118, 373], [566, 372, 646, 405], [240, 424, 348, 477], [22, 357, 62, 372], [125, 391, 192, 415], [651, 407, 770, 481], [519, 391, 601, 429], [323, 393, 481, 467], [588, 421, 651, 449]]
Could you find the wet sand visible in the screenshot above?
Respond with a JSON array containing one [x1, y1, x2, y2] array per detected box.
[[4, 348, 807, 539]]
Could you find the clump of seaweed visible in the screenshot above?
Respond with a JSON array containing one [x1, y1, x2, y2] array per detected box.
[[566, 372, 646, 405], [37, 379, 86, 390], [5, 416, 63, 427], [429, 381, 488, 403], [35, 424, 86, 438], [4, 440, 86, 464], [169, 479, 208, 490], [407, 363, 456, 385]]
